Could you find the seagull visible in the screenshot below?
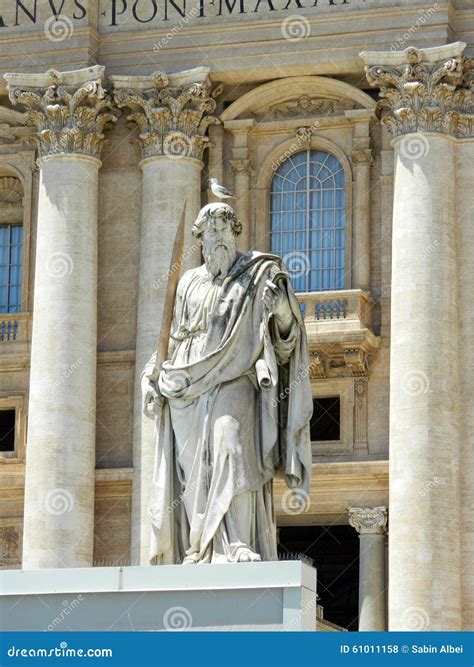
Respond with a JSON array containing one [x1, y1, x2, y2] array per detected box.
[[209, 178, 238, 200]]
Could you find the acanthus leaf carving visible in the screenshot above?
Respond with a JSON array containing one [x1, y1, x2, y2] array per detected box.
[[4, 68, 118, 159], [362, 47, 473, 138], [113, 71, 218, 160]]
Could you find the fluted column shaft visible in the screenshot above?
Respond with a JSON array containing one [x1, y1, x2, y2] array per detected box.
[[457, 139, 474, 629], [4, 66, 116, 569], [349, 507, 387, 631], [112, 68, 216, 565], [361, 42, 473, 630]]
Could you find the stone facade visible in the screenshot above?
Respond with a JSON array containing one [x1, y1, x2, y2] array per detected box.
[[0, 0, 472, 631]]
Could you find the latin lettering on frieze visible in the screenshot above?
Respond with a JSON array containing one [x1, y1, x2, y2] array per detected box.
[[0, 0, 364, 31]]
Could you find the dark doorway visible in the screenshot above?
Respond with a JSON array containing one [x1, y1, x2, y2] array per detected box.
[[311, 397, 340, 441], [278, 524, 359, 630], [0, 409, 15, 452]]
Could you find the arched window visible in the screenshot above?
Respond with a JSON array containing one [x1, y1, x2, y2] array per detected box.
[[270, 149, 345, 292], [0, 175, 24, 314], [0, 223, 23, 313]]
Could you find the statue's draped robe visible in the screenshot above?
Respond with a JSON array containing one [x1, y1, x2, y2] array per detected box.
[[145, 252, 312, 564]]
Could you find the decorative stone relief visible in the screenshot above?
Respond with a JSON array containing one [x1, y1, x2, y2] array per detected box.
[[0, 124, 17, 145], [0, 177, 22, 204], [351, 149, 373, 165], [354, 378, 368, 455], [4, 67, 118, 159], [344, 348, 368, 377], [262, 95, 356, 120], [112, 71, 217, 160], [363, 47, 473, 138], [230, 158, 252, 174], [309, 352, 325, 380], [348, 506, 387, 534], [0, 525, 20, 563]]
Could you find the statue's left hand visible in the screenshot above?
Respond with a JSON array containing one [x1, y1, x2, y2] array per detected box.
[[263, 279, 293, 332]]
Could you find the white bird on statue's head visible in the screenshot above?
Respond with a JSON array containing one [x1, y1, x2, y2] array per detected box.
[[209, 178, 238, 200]]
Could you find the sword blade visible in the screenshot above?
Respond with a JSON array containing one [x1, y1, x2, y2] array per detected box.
[[156, 202, 187, 367]]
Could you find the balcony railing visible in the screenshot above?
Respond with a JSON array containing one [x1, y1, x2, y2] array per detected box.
[[0, 312, 31, 349], [297, 289, 375, 334]]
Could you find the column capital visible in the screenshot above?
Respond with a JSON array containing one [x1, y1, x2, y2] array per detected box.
[[360, 43, 473, 139], [111, 67, 218, 161], [349, 506, 388, 534], [4, 66, 118, 159]]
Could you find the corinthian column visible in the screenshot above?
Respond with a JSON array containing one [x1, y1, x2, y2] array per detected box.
[[4, 67, 117, 569], [112, 68, 217, 565], [360, 43, 473, 631], [349, 506, 387, 631]]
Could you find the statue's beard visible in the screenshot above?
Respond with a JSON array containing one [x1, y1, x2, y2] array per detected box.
[[203, 244, 236, 279]]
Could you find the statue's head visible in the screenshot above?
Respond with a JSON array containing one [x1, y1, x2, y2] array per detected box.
[[192, 203, 242, 279], [192, 202, 242, 239]]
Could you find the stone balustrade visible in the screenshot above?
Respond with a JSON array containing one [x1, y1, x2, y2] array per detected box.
[[296, 290, 378, 379], [0, 312, 31, 347], [297, 289, 375, 334]]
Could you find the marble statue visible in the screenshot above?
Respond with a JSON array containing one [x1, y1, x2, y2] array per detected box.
[[142, 202, 312, 565]]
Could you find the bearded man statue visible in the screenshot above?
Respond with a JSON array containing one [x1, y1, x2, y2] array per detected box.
[[142, 202, 312, 565]]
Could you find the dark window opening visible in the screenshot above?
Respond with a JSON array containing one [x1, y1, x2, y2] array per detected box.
[[278, 525, 359, 630], [0, 409, 15, 452], [311, 397, 340, 441]]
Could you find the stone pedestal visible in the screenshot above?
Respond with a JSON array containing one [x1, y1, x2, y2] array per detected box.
[[361, 42, 472, 631], [112, 68, 216, 565], [0, 561, 317, 632], [349, 506, 387, 631], [4, 66, 116, 569]]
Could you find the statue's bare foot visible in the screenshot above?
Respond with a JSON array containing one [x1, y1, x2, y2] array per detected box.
[[183, 553, 200, 565], [238, 549, 262, 563]]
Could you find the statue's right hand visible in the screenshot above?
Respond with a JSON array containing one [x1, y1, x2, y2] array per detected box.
[[141, 376, 163, 418]]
